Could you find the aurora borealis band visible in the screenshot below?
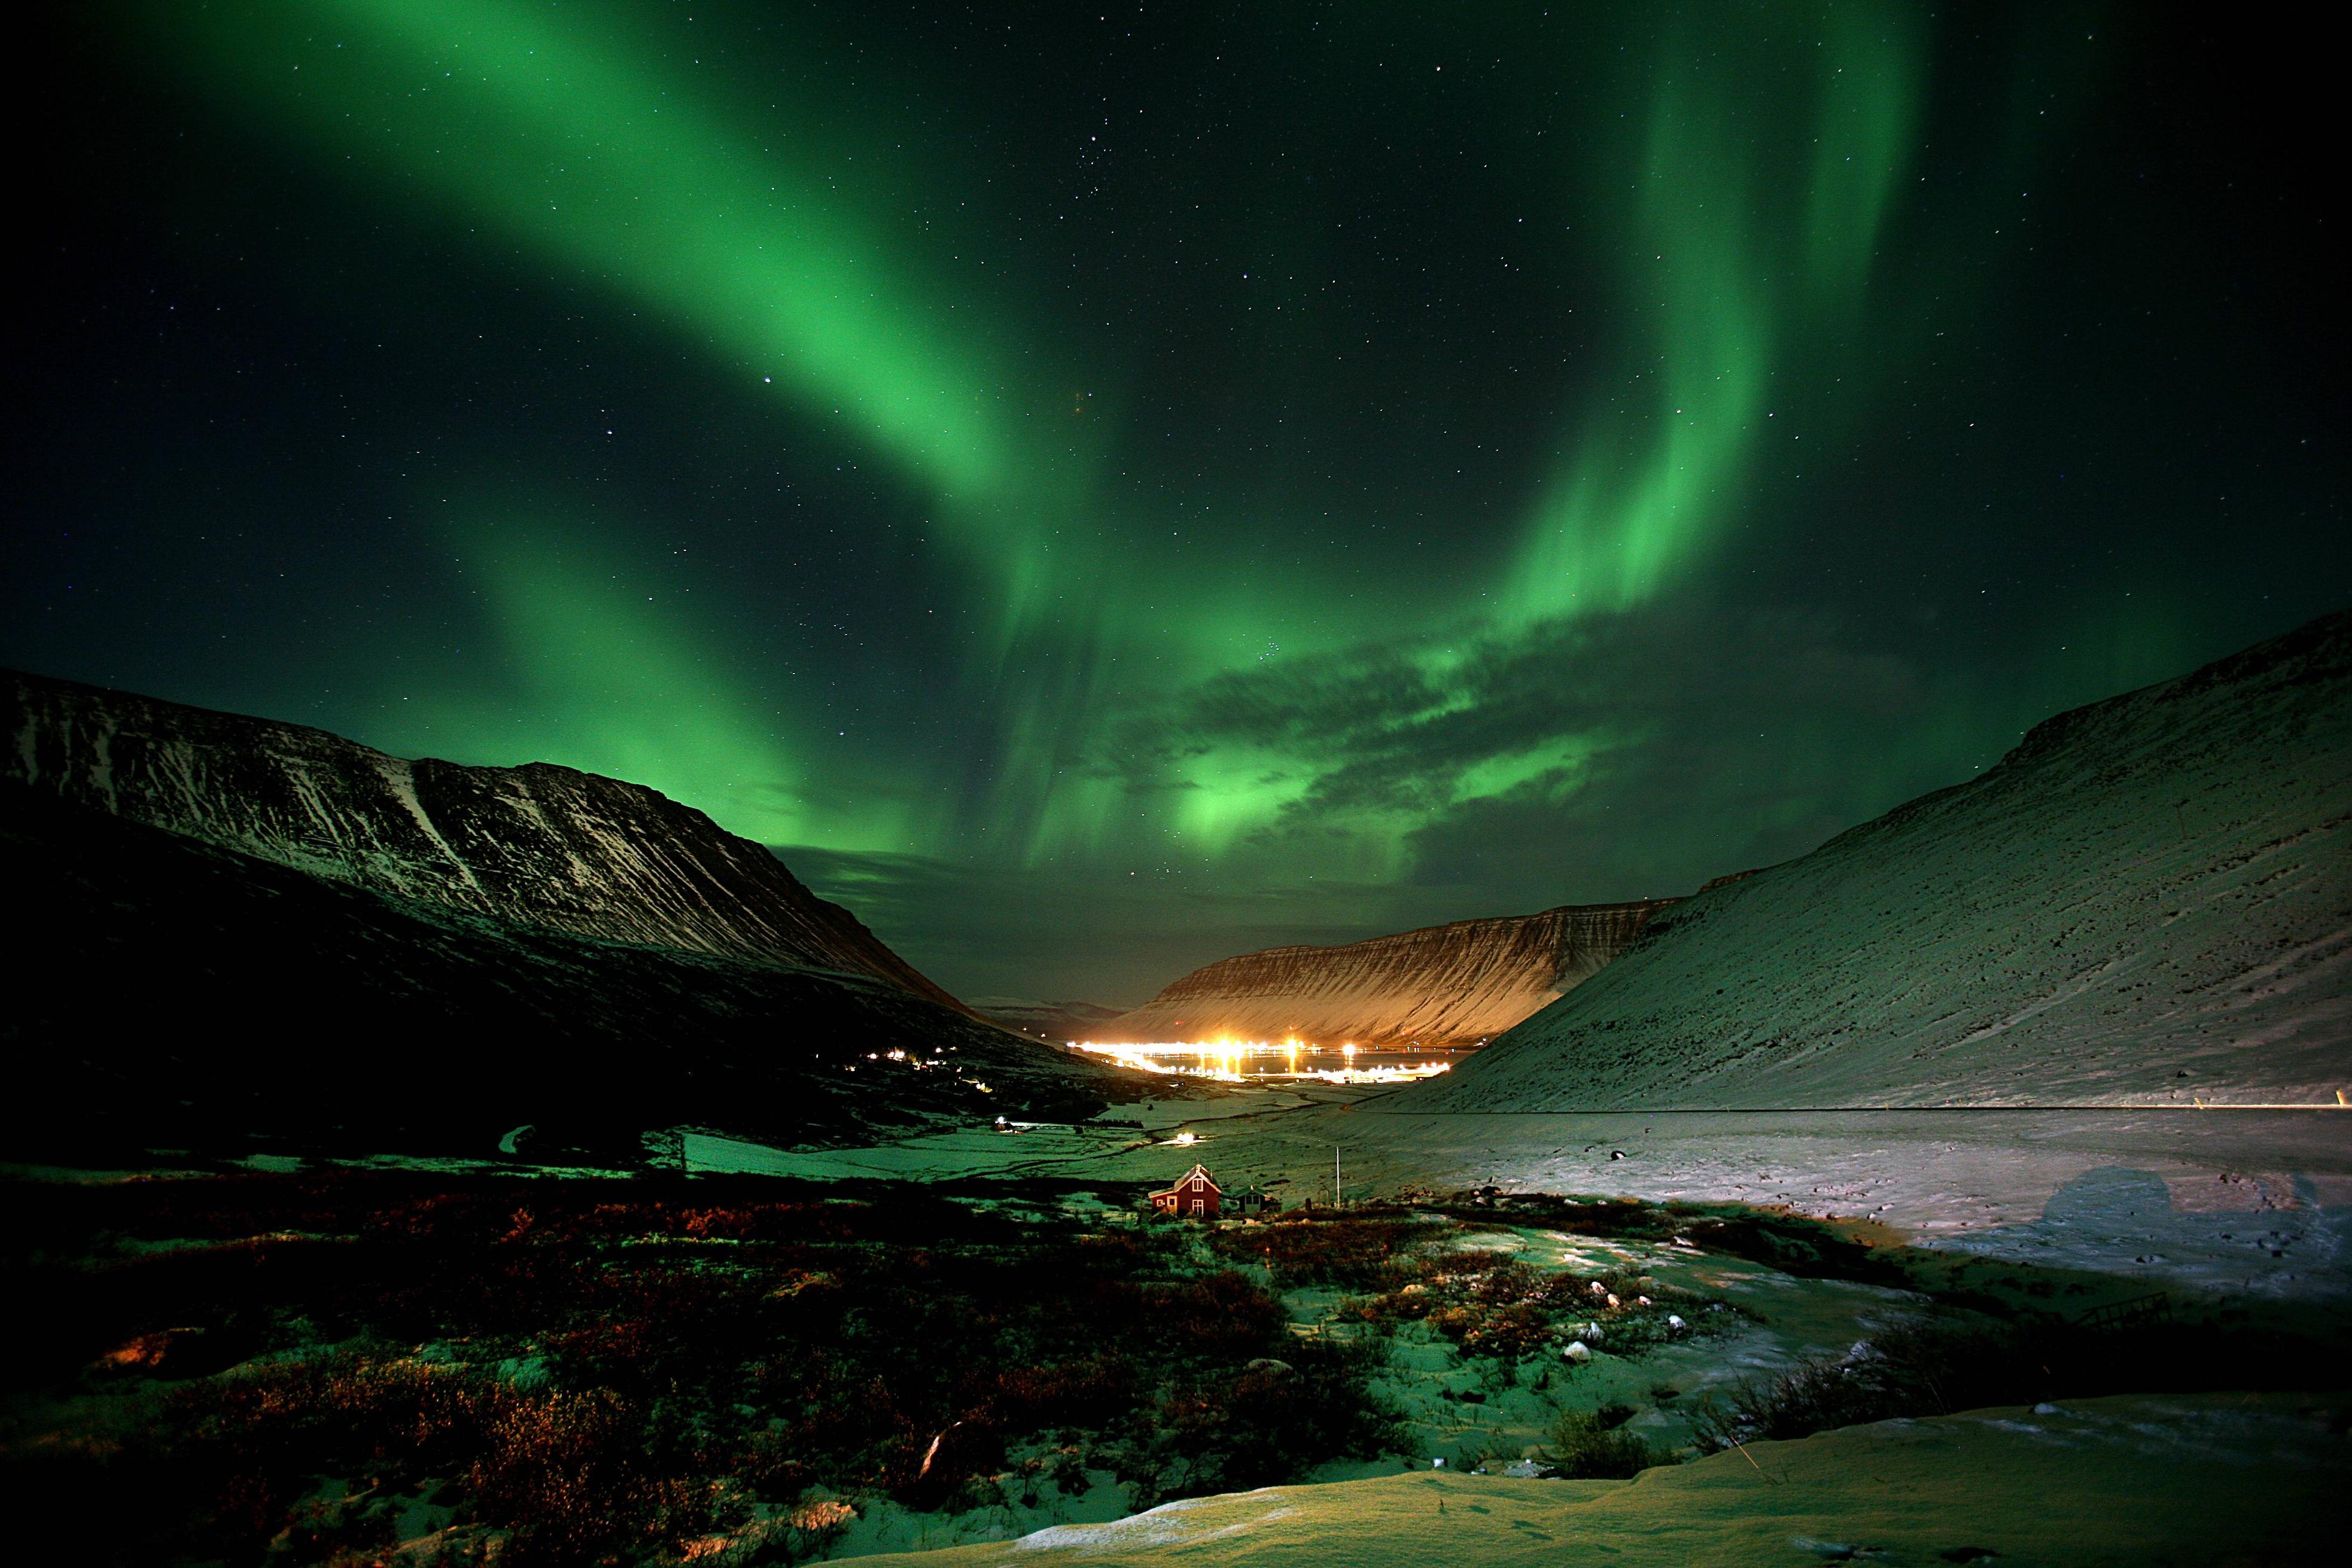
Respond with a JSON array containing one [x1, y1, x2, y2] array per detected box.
[[10, 4, 2345, 1002]]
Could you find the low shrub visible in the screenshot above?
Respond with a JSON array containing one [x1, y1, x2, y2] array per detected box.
[[8, 1171, 1412, 1564], [1684, 1308, 2331, 1452], [1548, 1408, 1672, 1479], [1116, 1336, 1401, 1507], [1343, 1248, 1706, 1362], [1209, 1216, 1438, 1289]]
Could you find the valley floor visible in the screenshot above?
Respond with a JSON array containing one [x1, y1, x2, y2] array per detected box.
[[13, 1088, 2347, 1566], [690, 1090, 2352, 1310]]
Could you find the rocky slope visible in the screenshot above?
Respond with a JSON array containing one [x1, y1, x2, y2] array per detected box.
[[1397, 610, 2352, 1111], [3, 669, 957, 1006], [1099, 902, 1674, 1047]]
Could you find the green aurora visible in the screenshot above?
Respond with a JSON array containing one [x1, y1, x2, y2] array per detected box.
[[12, 2, 2345, 999]]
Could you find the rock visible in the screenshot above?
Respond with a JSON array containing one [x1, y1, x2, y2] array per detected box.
[[1667, 1314, 1687, 1330], [1562, 1341, 1593, 1363]]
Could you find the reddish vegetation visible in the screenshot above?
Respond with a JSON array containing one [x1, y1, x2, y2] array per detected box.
[[4, 1173, 1397, 1566]]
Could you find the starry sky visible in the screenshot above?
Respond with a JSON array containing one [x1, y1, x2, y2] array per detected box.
[[10, 2, 2345, 1004]]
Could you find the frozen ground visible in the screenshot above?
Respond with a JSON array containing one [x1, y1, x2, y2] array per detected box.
[[1153, 1098, 2352, 1304], [775, 1213, 2014, 1559], [848, 1392, 2347, 1568], [687, 1088, 2352, 1307]]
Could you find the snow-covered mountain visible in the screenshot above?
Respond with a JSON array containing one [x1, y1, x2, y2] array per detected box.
[[1098, 902, 1674, 1047], [3, 669, 957, 1006], [1398, 611, 2352, 1111]]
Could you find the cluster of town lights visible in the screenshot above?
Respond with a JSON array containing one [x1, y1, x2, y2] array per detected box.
[[1066, 1036, 1453, 1084]]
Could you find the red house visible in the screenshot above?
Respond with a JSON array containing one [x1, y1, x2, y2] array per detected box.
[[1149, 1164, 1221, 1219]]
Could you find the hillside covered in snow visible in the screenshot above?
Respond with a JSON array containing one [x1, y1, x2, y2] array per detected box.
[[4, 669, 959, 1006], [1101, 901, 1673, 1047], [1398, 611, 2352, 1110]]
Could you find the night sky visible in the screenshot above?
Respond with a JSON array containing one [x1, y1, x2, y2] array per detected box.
[[11, 3, 2345, 1004]]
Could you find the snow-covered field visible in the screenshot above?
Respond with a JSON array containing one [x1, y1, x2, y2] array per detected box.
[[671, 1080, 2352, 1307], [1119, 1097, 2352, 1302], [847, 1392, 2347, 1568]]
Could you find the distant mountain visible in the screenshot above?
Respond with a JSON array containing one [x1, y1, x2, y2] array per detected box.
[[4, 669, 959, 1007], [1, 672, 1147, 1158], [1098, 902, 1675, 1048], [1397, 611, 2352, 1112], [971, 997, 1130, 1043]]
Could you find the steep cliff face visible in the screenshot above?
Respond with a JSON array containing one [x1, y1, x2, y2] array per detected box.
[[1099, 902, 1674, 1047], [1399, 610, 2352, 1112], [3, 670, 959, 1007]]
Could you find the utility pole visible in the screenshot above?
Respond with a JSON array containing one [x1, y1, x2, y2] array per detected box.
[[1334, 1144, 1342, 1209]]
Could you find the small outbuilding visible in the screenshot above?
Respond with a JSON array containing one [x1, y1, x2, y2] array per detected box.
[[1227, 1186, 1282, 1216], [1149, 1164, 1222, 1219]]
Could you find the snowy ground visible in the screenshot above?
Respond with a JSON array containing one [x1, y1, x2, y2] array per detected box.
[[787, 1226, 1954, 1558], [844, 1392, 2348, 1568], [683, 1088, 2352, 1307], [1057, 1096, 2352, 1302]]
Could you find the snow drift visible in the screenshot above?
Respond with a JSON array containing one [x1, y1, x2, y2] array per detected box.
[[1397, 610, 2352, 1110]]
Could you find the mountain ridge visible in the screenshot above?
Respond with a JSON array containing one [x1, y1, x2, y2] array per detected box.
[[1099, 900, 1674, 1047], [3, 668, 962, 1009]]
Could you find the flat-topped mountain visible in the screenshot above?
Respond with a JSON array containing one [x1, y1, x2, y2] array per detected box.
[[4, 669, 956, 1006], [1099, 901, 1674, 1048], [1396, 610, 2352, 1112]]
